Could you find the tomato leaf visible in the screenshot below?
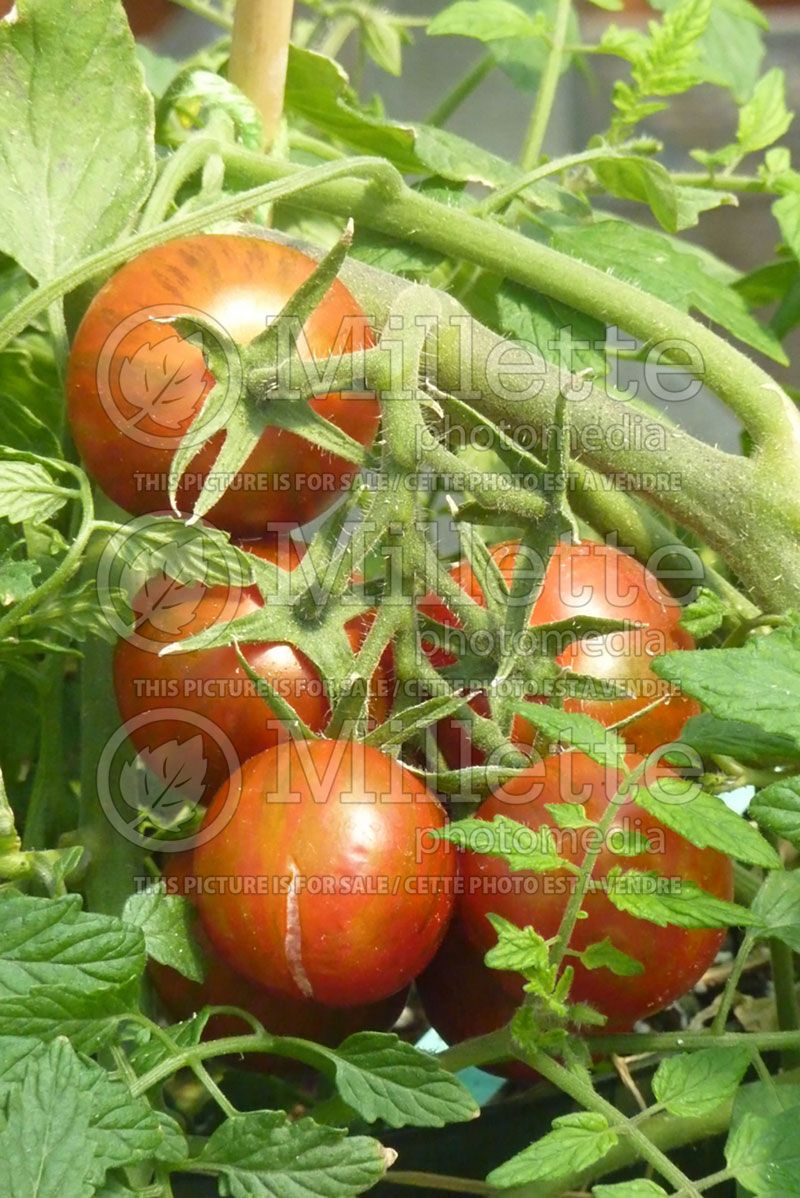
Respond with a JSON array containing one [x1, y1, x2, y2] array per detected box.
[[603, 867, 758, 930], [487, 1112, 618, 1186], [593, 1184, 669, 1198], [511, 703, 627, 768], [750, 776, 800, 849], [427, 0, 541, 41], [679, 713, 800, 769], [725, 1108, 800, 1195], [122, 888, 206, 984], [632, 776, 780, 869], [652, 1045, 751, 1117], [328, 1032, 478, 1128], [192, 1110, 392, 1196], [0, 461, 69, 525], [654, 626, 800, 746], [440, 813, 576, 873], [0, 0, 155, 281], [578, 937, 644, 977], [751, 871, 800, 953], [678, 587, 728, 638]]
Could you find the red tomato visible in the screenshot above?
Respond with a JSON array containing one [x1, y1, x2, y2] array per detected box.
[[67, 234, 378, 536], [113, 535, 393, 804], [457, 752, 732, 1026], [193, 739, 456, 1006], [150, 852, 407, 1064], [416, 913, 533, 1081], [420, 540, 698, 766]]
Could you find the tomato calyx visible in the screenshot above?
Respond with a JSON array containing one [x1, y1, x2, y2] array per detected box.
[[158, 225, 372, 524]]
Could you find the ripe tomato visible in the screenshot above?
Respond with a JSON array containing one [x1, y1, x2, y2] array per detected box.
[[420, 540, 698, 765], [113, 535, 393, 804], [150, 852, 407, 1064], [193, 738, 456, 1006], [458, 752, 732, 1026], [67, 234, 378, 536]]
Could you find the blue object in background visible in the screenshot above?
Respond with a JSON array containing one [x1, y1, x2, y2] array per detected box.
[[416, 1027, 505, 1105]]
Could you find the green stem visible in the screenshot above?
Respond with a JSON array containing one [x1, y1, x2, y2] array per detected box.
[[591, 1029, 800, 1055], [527, 1051, 703, 1198], [21, 657, 67, 850], [389, 1173, 492, 1194], [519, 0, 572, 169], [476, 142, 654, 216], [770, 938, 800, 1068], [426, 54, 494, 128], [675, 1169, 733, 1197], [138, 138, 222, 232], [437, 1026, 514, 1073], [711, 929, 756, 1034], [671, 172, 769, 194]]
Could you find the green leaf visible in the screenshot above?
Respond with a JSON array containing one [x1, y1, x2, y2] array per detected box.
[[579, 937, 644, 977], [654, 627, 800, 745], [775, 192, 800, 263], [751, 871, 800, 953], [20, 578, 121, 644], [679, 588, 728, 638], [329, 1032, 478, 1128], [157, 68, 263, 150], [512, 702, 626, 768], [484, 914, 551, 976], [652, 1045, 751, 1117], [750, 776, 800, 849], [594, 158, 680, 233], [193, 1111, 391, 1196], [0, 891, 144, 999], [0, 461, 68, 525], [0, 0, 154, 281], [725, 1108, 800, 1195], [604, 868, 757, 930], [123, 887, 206, 984], [361, 12, 404, 76], [362, 692, 477, 752], [428, 0, 540, 41], [0, 984, 134, 1053], [545, 802, 593, 830], [737, 68, 793, 158], [0, 556, 39, 606], [0, 1038, 95, 1198], [680, 713, 800, 769], [440, 814, 574, 873], [488, 1112, 618, 1187], [552, 220, 786, 364], [633, 776, 780, 869]]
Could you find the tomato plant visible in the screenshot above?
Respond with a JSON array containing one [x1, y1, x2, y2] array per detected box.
[[113, 534, 393, 802], [3, 0, 800, 1194], [193, 738, 456, 1006], [67, 234, 379, 536]]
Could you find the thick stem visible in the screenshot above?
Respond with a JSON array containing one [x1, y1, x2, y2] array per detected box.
[[229, 0, 296, 149]]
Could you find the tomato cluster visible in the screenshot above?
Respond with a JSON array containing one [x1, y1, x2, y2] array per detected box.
[[69, 233, 725, 1073]]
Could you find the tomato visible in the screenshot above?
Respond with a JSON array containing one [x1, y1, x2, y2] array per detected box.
[[113, 535, 393, 804], [67, 234, 378, 536], [420, 540, 698, 765], [150, 852, 407, 1065], [193, 738, 456, 1006], [416, 913, 533, 1081], [457, 752, 732, 1026]]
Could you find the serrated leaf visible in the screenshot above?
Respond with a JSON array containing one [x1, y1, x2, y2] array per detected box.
[[193, 1110, 391, 1196], [329, 1032, 478, 1128], [579, 937, 643, 977], [0, 985, 134, 1053], [751, 871, 800, 953], [0, 461, 68, 524], [484, 913, 551, 976], [0, 0, 155, 281], [654, 627, 800, 745], [604, 868, 757, 930], [750, 776, 800, 849], [652, 1046, 751, 1117], [0, 891, 144, 998], [633, 777, 780, 869], [680, 713, 800, 770], [725, 1109, 800, 1194], [488, 1112, 617, 1187], [0, 556, 39, 605], [545, 802, 593, 830], [679, 588, 727, 638], [594, 1184, 669, 1198], [123, 888, 205, 983], [737, 68, 793, 157], [0, 1038, 94, 1198], [512, 702, 626, 768], [440, 813, 574, 873]]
